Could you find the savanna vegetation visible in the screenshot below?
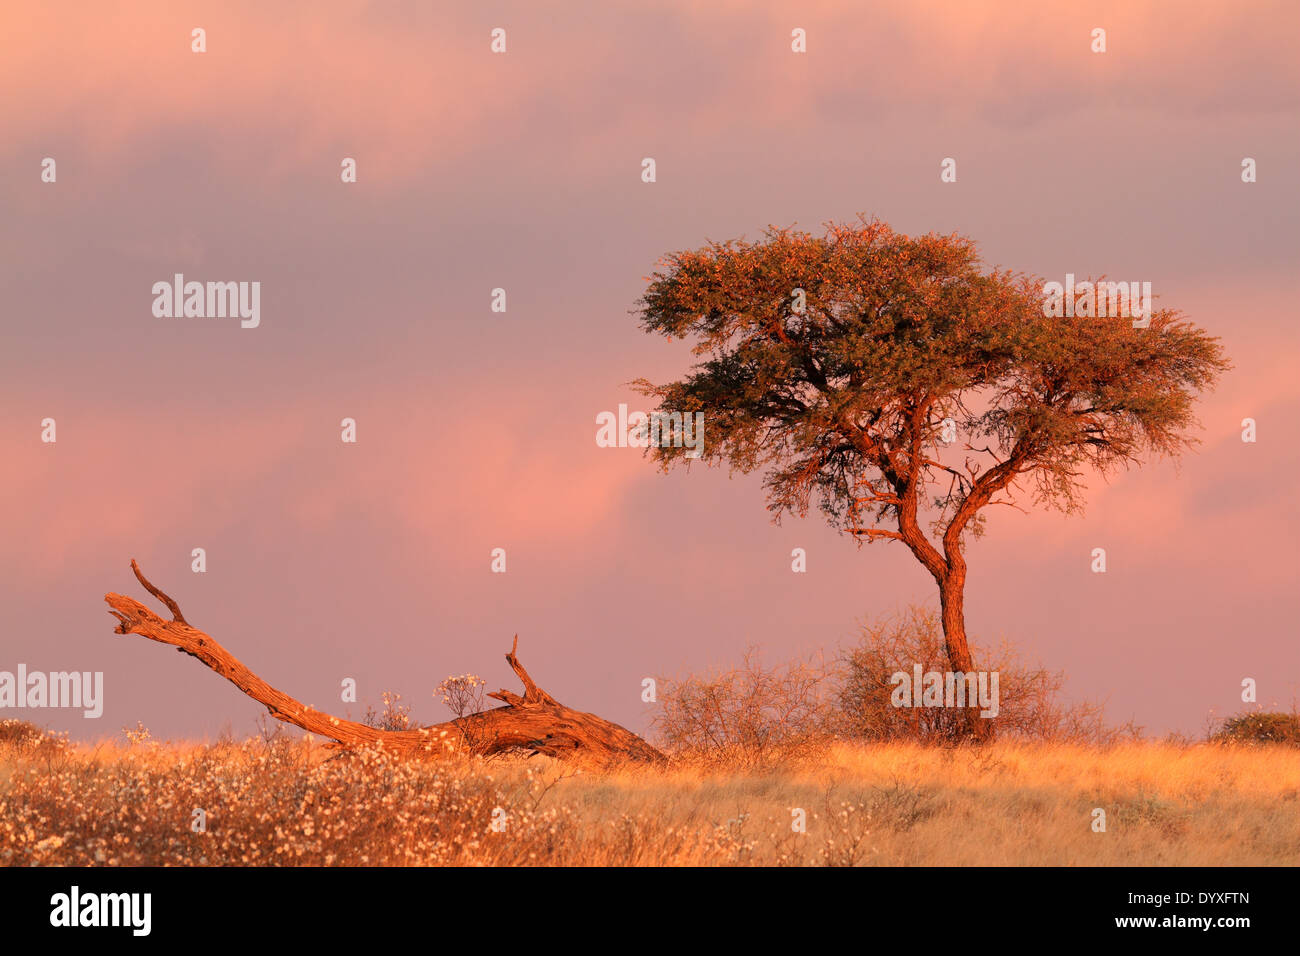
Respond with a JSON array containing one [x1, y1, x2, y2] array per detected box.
[[3, 607, 1294, 867], [633, 219, 1229, 738]]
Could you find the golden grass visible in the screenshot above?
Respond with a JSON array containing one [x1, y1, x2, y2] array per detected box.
[[2, 733, 1296, 866]]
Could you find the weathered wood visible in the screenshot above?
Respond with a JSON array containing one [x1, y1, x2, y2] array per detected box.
[[105, 560, 666, 769]]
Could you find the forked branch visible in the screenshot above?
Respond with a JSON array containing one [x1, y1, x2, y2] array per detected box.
[[104, 561, 665, 769]]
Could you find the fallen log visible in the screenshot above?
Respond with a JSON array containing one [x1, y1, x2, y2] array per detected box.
[[105, 560, 666, 769]]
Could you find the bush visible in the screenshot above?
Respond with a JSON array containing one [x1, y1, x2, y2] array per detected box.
[[1212, 711, 1300, 746], [837, 606, 1136, 745], [652, 606, 1139, 759], [0, 719, 46, 748], [361, 691, 412, 732], [652, 646, 836, 767], [0, 719, 68, 760]]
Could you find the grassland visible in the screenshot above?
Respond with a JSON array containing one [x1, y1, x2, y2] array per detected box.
[[2, 726, 1296, 866]]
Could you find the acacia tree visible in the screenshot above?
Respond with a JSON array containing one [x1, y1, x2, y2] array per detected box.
[[632, 219, 1229, 738]]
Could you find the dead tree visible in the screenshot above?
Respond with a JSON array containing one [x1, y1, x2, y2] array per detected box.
[[105, 560, 665, 769]]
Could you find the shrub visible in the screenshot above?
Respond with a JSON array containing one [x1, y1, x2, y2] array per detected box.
[[362, 691, 412, 732], [836, 606, 1136, 745], [652, 646, 836, 767], [653, 606, 1138, 759], [0, 719, 68, 760], [1212, 711, 1300, 746], [0, 719, 44, 746]]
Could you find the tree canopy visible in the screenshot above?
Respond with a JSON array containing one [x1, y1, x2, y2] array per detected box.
[[632, 218, 1230, 707], [634, 219, 1227, 554]]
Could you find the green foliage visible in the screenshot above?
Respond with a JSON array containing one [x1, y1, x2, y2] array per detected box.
[[632, 218, 1230, 547], [1212, 711, 1300, 746]]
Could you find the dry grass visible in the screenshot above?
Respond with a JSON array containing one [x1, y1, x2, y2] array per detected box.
[[2, 723, 1296, 866]]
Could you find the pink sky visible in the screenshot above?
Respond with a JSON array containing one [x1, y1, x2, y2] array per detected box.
[[2, 1, 1297, 741]]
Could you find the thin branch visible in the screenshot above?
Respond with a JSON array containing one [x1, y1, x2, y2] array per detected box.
[[130, 557, 188, 625], [493, 634, 558, 707], [105, 566, 665, 767], [848, 528, 904, 541], [964, 443, 1006, 466]]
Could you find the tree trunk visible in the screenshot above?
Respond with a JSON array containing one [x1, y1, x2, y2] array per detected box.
[[104, 560, 666, 770], [938, 568, 993, 742]]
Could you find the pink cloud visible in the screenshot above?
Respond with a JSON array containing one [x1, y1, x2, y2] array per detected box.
[[0, 385, 649, 584], [4, 1, 1293, 189]]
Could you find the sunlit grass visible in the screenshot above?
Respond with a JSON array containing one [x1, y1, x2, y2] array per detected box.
[[1, 724, 1295, 866]]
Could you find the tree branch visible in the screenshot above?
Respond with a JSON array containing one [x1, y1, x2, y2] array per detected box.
[[848, 527, 905, 541], [105, 562, 665, 769], [129, 558, 187, 625]]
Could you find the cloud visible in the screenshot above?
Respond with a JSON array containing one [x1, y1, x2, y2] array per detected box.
[[4, 1, 1294, 189], [0, 385, 649, 582]]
